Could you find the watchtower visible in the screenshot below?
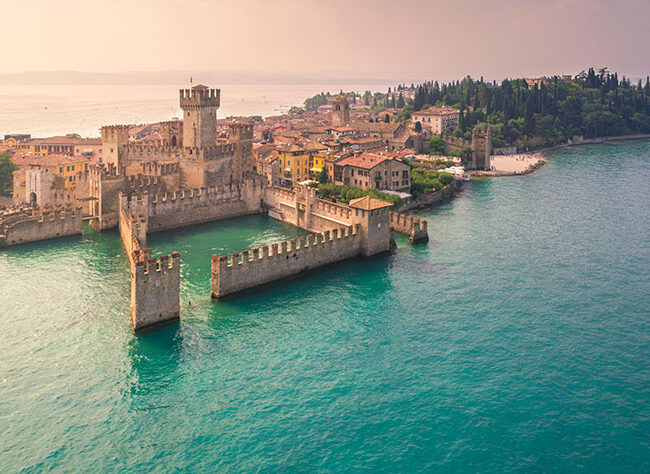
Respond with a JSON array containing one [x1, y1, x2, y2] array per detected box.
[[471, 127, 492, 170], [179, 85, 220, 149], [332, 94, 350, 126], [229, 123, 254, 178], [101, 125, 130, 168]]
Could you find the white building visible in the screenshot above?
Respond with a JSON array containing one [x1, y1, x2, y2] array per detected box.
[[411, 107, 460, 135]]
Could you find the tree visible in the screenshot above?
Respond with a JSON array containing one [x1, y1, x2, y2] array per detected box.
[[317, 167, 328, 184], [428, 138, 446, 155], [288, 106, 305, 115], [0, 152, 17, 197]]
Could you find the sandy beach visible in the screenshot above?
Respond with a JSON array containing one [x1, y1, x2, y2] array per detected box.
[[488, 154, 546, 175]]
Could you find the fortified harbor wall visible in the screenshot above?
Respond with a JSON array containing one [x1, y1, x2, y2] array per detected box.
[[123, 176, 265, 233], [211, 225, 362, 298], [390, 212, 429, 243], [119, 204, 181, 332], [0, 205, 82, 246]]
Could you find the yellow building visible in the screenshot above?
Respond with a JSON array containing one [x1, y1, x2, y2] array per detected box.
[[277, 145, 311, 185], [13, 154, 90, 189], [17, 139, 49, 156]]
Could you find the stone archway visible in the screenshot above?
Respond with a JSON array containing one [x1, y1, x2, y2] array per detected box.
[[29, 192, 37, 206]]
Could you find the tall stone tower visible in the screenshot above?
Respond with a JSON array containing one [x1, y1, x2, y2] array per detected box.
[[229, 123, 254, 180], [100, 125, 130, 168], [179, 85, 220, 148], [332, 94, 350, 126], [471, 127, 492, 170]]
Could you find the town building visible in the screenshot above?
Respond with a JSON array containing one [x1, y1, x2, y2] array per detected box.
[[411, 107, 459, 136], [334, 153, 411, 192]]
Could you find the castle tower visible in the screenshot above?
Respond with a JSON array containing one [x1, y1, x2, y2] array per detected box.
[[332, 94, 350, 126], [471, 127, 492, 170], [229, 123, 254, 180], [101, 125, 130, 168], [179, 85, 220, 149]]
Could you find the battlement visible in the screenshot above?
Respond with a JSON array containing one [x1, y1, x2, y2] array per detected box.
[[211, 224, 362, 298], [201, 142, 237, 160], [1, 204, 82, 246], [121, 141, 237, 161], [134, 252, 180, 276], [228, 122, 254, 140], [88, 163, 124, 178], [140, 161, 179, 176], [101, 125, 130, 142], [123, 142, 184, 160], [390, 212, 428, 243], [179, 86, 220, 108], [118, 201, 180, 332], [313, 198, 352, 221], [131, 251, 181, 331], [127, 174, 162, 189], [266, 185, 297, 201]]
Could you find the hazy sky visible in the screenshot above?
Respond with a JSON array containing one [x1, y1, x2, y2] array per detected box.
[[1, 0, 648, 81]]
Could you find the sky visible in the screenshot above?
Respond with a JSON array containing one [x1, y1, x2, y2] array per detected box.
[[1, 0, 648, 82]]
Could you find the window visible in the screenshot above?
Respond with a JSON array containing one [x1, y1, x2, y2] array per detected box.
[[66, 166, 70, 171], [59, 167, 63, 173]]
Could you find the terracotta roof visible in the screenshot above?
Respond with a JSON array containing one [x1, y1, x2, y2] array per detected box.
[[41, 136, 82, 145], [336, 152, 391, 170], [352, 121, 402, 135], [412, 107, 459, 116], [348, 196, 393, 210], [77, 138, 102, 145], [277, 144, 305, 153], [12, 153, 89, 168]]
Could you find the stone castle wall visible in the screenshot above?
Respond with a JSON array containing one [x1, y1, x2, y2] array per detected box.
[[211, 225, 362, 298], [118, 204, 180, 332], [0, 205, 82, 246], [263, 186, 353, 232], [125, 176, 265, 233], [390, 212, 428, 243]]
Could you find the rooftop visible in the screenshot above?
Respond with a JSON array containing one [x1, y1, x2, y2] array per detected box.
[[348, 196, 394, 211], [336, 152, 392, 169], [412, 107, 460, 116]]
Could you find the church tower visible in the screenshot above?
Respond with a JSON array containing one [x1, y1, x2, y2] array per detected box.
[[179, 85, 220, 148], [332, 94, 350, 126]]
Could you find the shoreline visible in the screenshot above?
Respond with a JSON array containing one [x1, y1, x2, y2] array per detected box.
[[475, 133, 650, 178]]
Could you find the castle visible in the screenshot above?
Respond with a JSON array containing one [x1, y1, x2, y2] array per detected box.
[[1, 85, 428, 332]]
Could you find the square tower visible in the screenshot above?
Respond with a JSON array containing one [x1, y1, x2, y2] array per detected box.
[[179, 85, 220, 149]]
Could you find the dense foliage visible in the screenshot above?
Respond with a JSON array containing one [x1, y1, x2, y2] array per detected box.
[[316, 183, 401, 207], [410, 168, 455, 197], [0, 151, 17, 197], [413, 68, 650, 148]]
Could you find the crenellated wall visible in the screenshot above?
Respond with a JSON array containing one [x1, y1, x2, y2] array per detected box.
[[123, 176, 265, 232], [118, 201, 180, 332], [0, 205, 82, 246], [263, 186, 352, 232], [390, 212, 429, 243], [211, 225, 361, 298]]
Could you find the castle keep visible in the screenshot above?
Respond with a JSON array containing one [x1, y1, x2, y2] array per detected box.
[[2, 85, 428, 333]]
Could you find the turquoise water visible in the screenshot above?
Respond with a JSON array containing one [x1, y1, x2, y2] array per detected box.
[[1, 141, 649, 472]]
